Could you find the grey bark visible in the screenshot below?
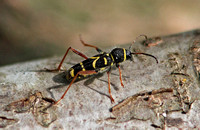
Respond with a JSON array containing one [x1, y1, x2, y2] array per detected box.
[[0, 29, 200, 129]]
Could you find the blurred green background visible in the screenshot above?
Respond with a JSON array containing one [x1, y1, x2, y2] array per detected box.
[[0, 0, 200, 66]]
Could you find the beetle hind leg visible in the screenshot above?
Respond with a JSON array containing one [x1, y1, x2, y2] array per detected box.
[[46, 47, 88, 72], [54, 70, 97, 105]]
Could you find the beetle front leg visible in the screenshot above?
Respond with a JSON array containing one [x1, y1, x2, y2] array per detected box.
[[116, 64, 124, 88], [107, 70, 115, 103]]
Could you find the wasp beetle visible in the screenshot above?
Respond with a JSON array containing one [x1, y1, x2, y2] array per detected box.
[[47, 35, 158, 104]]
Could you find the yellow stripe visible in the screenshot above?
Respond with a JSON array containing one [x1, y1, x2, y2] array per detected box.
[[110, 54, 114, 61], [92, 57, 99, 69], [90, 56, 97, 59], [100, 67, 105, 71], [80, 62, 85, 71], [123, 48, 126, 61], [104, 57, 107, 65], [70, 68, 74, 77]]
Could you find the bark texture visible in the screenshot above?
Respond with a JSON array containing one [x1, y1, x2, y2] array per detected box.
[[0, 29, 200, 129]]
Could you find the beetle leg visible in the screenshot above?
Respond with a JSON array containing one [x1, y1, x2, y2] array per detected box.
[[46, 47, 88, 72], [54, 70, 97, 105], [107, 71, 115, 103], [118, 66, 124, 88], [79, 35, 104, 53]]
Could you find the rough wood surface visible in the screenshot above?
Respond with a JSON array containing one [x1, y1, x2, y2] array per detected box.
[[0, 29, 200, 129]]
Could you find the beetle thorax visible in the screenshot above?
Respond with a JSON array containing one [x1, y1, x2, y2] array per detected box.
[[110, 48, 132, 64]]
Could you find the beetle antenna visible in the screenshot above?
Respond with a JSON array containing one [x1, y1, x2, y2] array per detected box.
[[129, 34, 148, 51], [131, 52, 158, 63]]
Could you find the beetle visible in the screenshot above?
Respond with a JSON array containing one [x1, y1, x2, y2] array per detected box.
[[46, 35, 158, 104]]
